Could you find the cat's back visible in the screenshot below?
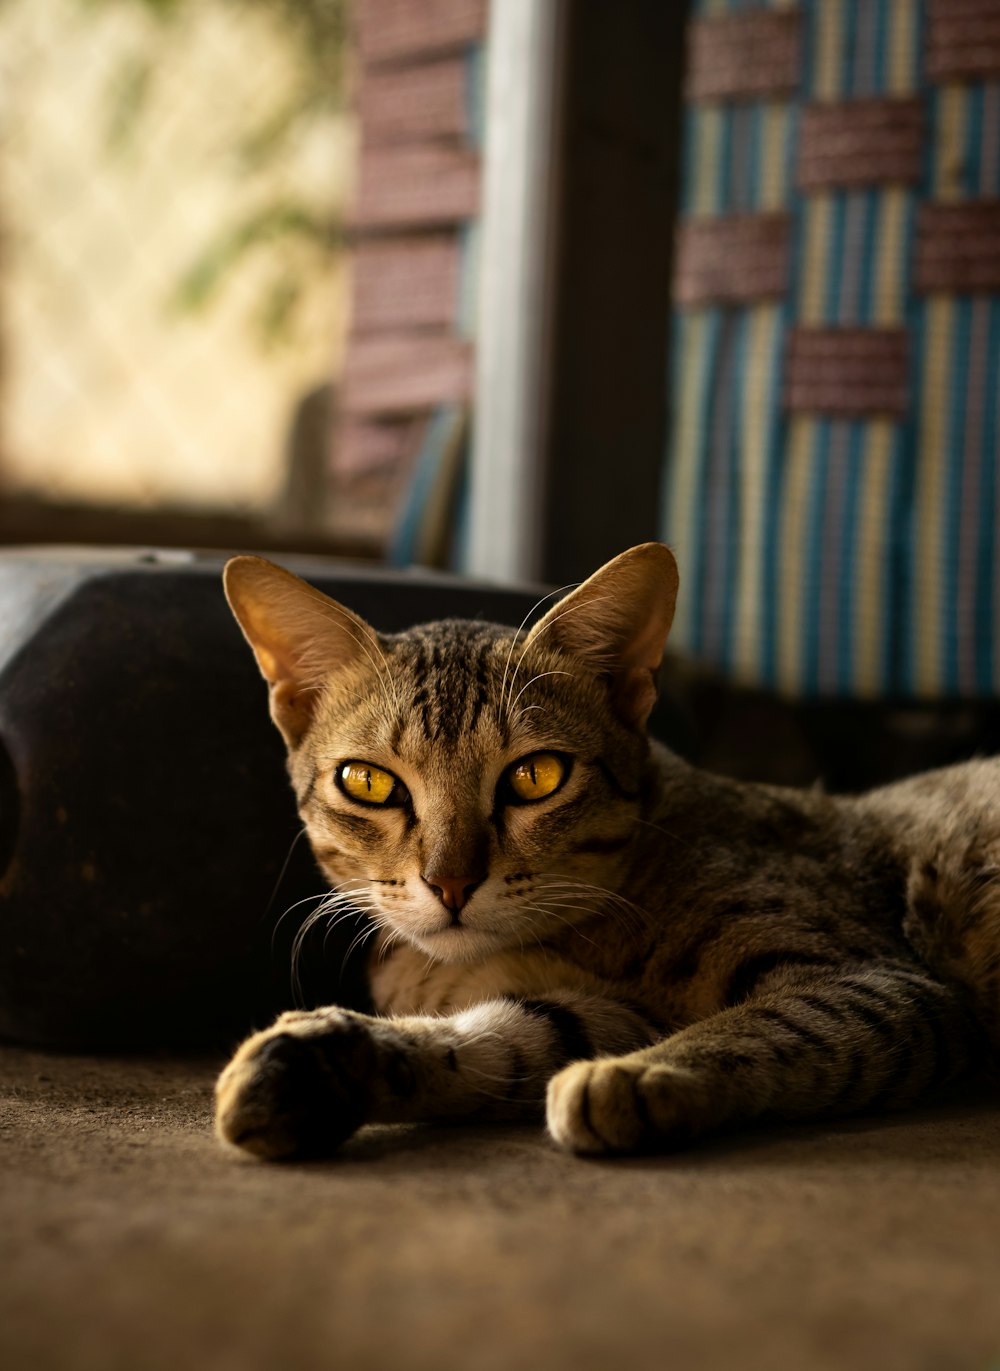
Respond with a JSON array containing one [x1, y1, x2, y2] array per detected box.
[[641, 741, 902, 904], [854, 754, 1000, 841], [849, 756, 1000, 1047], [645, 745, 999, 894], [633, 750, 1000, 1039], [615, 746, 913, 1023]]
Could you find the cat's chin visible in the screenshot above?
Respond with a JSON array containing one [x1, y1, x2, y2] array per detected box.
[[407, 924, 510, 965]]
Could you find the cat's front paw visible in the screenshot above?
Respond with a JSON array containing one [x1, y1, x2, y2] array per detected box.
[[546, 1057, 708, 1156], [215, 1008, 377, 1160]]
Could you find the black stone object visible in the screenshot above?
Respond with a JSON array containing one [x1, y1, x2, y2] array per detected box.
[[0, 548, 549, 1050]]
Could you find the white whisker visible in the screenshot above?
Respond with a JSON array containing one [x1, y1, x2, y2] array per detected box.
[[635, 816, 688, 846], [507, 669, 574, 718], [499, 582, 581, 719], [503, 591, 616, 720], [259, 826, 310, 924], [298, 583, 401, 719]]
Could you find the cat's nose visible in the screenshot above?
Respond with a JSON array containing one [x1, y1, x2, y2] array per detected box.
[[422, 873, 482, 913]]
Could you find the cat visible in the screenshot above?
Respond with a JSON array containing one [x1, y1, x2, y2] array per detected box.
[[214, 543, 999, 1159]]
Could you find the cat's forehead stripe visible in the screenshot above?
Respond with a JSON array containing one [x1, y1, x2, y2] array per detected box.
[[388, 621, 508, 745]]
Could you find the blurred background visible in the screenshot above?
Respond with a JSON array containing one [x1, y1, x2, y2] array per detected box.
[[0, 0, 679, 571], [2, 0, 999, 711], [0, 0, 356, 545]]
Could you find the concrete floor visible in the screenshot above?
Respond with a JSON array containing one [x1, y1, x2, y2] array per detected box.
[[2, 1044, 999, 1371]]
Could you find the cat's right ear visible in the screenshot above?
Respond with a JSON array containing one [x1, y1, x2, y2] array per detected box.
[[223, 556, 376, 747], [523, 543, 679, 730]]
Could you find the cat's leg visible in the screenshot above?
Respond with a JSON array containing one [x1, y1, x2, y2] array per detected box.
[[903, 828, 1000, 1053], [547, 962, 985, 1155], [215, 993, 657, 1160]]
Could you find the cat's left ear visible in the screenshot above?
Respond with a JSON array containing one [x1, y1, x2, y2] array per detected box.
[[523, 543, 679, 729]]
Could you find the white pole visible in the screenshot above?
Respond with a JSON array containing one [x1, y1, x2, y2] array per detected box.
[[466, 0, 567, 583]]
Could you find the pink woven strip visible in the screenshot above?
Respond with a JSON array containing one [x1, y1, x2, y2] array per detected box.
[[342, 333, 474, 414], [674, 213, 791, 306], [926, 0, 1000, 82], [359, 58, 469, 144], [357, 0, 487, 66], [686, 11, 801, 102], [797, 99, 923, 190], [784, 328, 909, 416], [352, 237, 461, 333], [353, 145, 480, 229], [917, 201, 1000, 292], [335, 417, 422, 476]]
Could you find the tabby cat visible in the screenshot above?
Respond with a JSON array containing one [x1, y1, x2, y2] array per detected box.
[[214, 544, 999, 1159]]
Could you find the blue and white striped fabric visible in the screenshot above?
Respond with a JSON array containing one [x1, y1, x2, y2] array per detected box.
[[663, 0, 1000, 699]]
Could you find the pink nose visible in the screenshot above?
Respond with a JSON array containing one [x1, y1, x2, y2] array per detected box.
[[422, 874, 481, 912]]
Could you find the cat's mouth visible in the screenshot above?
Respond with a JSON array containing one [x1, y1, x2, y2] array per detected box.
[[400, 916, 511, 964]]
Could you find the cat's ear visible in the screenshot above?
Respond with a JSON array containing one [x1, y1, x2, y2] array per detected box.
[[524, 543, 678, 729], [223, 556, 377, 747]]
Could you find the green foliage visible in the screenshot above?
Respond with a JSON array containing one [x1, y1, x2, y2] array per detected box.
[[172, 202, 343, 347], [87, 0, 348, 90], [89, 0, 350, 346]]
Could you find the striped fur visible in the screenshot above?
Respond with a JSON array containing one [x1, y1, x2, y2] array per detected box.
[[216, 545, 999, 1159]]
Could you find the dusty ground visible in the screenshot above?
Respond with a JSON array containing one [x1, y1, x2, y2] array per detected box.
[[2, 1043, 999, 1371]]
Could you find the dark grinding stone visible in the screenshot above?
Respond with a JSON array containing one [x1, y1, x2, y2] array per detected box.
[[0, 548, 552, 1050]]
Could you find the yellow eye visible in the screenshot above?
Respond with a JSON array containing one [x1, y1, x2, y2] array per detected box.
[[338, 761, 401, 806], [506, 752, 568, 804]]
